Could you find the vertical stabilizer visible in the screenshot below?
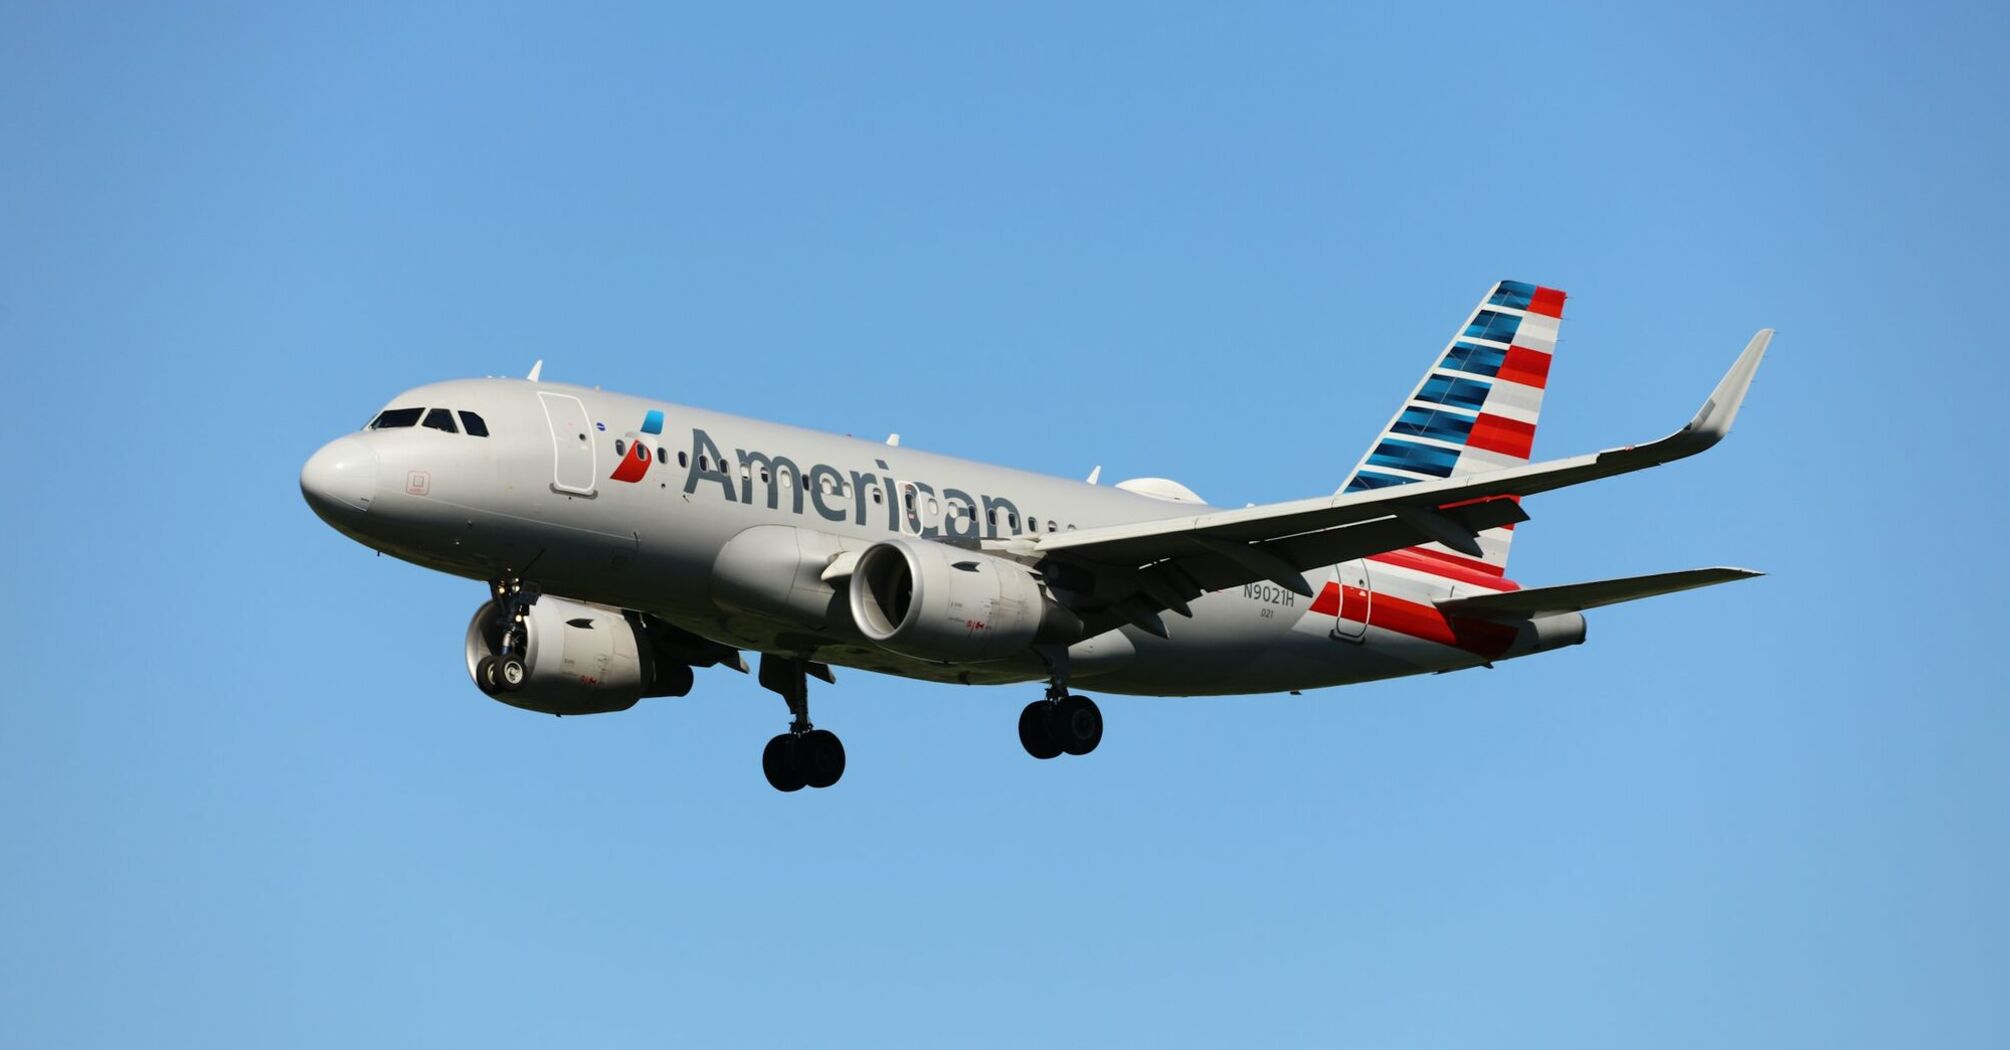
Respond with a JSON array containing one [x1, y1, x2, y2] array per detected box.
[[1337, 279, 1567, 578]]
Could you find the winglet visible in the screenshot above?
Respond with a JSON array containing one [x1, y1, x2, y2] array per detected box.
[[1671, 329, 1771, 455], [526, 359, 544, 382], [1615, 328, 1772, 468]]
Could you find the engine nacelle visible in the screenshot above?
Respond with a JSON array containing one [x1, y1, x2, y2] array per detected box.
[[464, 595, 694, 715], [847, 540, 1082, 664]]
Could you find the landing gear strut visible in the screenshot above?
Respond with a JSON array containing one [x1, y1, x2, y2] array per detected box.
[[758, 654, 844, 792], [476, 577, 538, 695], [1019, 653, 1103, 760]]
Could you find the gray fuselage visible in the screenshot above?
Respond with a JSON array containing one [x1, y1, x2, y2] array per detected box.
[[302, 377, 1533, 697]]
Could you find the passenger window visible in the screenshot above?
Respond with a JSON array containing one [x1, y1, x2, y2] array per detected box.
[[1047, 521, 1058, 533], [371, 408, 424, 429], [1028, 516, 1039, 532], [615, 439, 627, 456], [657, 446, 669, 465], [679, 451, 689, 468], [422, 408, 458, 433], [459, 411, 489, 437]]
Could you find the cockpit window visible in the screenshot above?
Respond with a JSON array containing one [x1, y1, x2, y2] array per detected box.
[[371, 408, 424, 429], [422, 408, 459, 433], [459, 411, 489, 437]]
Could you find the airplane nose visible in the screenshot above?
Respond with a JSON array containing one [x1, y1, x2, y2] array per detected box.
[[301, 436, 380, 518]]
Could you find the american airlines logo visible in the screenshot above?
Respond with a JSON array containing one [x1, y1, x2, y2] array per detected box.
[[608, 409, 666, 484]]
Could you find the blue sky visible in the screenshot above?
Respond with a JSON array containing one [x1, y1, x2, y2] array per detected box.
[[2, 2, 2005, 1046]]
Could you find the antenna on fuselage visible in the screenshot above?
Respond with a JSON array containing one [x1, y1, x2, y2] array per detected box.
[[1086, 465, 1102, 485], [886, 433, 900, 446], [526, 360, 544, 382]]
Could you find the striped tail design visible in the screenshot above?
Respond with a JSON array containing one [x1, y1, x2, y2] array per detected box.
[[1337, 279, 1567, 579]]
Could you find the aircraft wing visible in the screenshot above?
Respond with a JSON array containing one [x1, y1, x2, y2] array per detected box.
[[1027, 330, 1772, 633]]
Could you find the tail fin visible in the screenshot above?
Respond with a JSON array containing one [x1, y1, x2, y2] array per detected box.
[[1337, 279, 1566, 578]]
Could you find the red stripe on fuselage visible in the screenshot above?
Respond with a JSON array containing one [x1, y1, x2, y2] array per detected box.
[[1307, 582, 1521, 658], [1372, 593, 1522, 658], [1369, 546, 1513, 584]]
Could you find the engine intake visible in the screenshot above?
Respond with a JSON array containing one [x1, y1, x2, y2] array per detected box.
[[848, 540, 1081, 664], [464, 595, 693, 715]]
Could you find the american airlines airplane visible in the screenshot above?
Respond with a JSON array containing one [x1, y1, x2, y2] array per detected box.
[[301, 281, 1770, 792]]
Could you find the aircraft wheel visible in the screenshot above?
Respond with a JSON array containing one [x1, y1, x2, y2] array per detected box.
[[1019, 701, 1063, 760], [497, 655, 528, 692], [762, 734, 806, 793], [1055, 695, 1103, 756], [800, 729, 846, 789], [475, 656, 500, 695]]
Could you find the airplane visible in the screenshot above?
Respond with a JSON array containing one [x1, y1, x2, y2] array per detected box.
[[301, 280, 1771, 792]]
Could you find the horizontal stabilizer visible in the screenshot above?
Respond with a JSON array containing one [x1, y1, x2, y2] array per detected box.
[[1435, 567, 1762, 618]]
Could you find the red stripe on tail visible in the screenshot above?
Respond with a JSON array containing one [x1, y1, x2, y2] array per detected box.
[[1498, 346, 1552, 389], [1467, 413, 1536, 458]]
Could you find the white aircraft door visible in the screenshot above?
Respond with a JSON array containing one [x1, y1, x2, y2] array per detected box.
[[1331, 559, 1371, 641], [538, 392, 598, 495]]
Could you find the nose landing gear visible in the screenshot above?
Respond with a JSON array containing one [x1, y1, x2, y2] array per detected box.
[[758, 654, 845, 792]]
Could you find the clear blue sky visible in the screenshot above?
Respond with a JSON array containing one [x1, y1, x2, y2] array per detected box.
[[3, 2, 2004, 1046]]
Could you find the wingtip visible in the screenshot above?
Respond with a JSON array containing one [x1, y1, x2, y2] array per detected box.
[[1679, 328, 1772, 449]]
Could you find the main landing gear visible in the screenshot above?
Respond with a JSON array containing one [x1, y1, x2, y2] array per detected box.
[[758, 654, 845, 792], [1018, 678, 1104, 761], [475, 577, 537, 695]]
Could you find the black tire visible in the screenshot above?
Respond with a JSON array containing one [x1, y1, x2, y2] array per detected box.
[[762, 734, 806, 793], [475, 656, 500, 696], [497, 655, 528, 692], [800, 729, 846, 789], [1055, 695, 1103, 756], [1019, 701, 1063, 760]]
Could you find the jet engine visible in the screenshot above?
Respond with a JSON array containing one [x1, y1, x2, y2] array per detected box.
[[847, 540, 1082, 664], [464, 595, 694, 715]]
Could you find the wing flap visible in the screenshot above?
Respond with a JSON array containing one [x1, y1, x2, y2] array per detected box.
[[1435, 567, 1763, 618]]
